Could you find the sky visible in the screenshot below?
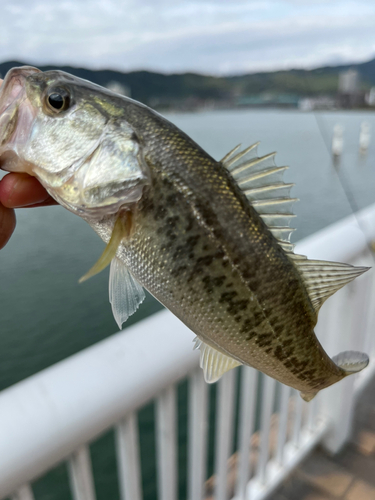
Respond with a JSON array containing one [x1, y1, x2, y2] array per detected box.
[[1, 0, 375, 76]]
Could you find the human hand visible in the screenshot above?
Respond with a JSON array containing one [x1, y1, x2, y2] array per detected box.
[[0, 79, 57, 249]]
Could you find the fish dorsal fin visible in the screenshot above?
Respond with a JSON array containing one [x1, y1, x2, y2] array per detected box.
[[294, 259, 369, 313], [222, 143, 298, 251], [109, 256, 145, 330], [193, 337, 241, 383], [222, 144, 369, 311]]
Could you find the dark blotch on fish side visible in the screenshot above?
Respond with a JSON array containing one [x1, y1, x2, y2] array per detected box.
[[165, 229, 177, 241], [255, 332, 273, 348], [171, 264, 188, 278], [186, 235, 200, 249], [166, 215, 179, 228], [185, 214, 195, 232], [166, 194, 178, 206], [241, 318, 255, 335], [274, 345, 285, 361], [219, 291, 238, 303], [154, 205, 167, 221], [201, 275, 227, 294], [196, 255, 214, 267]]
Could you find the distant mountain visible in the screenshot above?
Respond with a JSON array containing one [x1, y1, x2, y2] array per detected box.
[[1, 57, 374, 107]]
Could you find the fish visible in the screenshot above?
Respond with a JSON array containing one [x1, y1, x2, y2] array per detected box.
[[0, 66, 370, 401]]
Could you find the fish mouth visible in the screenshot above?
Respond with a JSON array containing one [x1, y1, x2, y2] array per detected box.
[[0, 66, 41, 173]]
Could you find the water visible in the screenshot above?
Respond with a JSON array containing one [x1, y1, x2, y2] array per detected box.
[[0, 108, 374, 498]]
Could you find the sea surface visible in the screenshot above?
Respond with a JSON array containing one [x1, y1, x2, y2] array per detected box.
[[1, 108, 374, 499]]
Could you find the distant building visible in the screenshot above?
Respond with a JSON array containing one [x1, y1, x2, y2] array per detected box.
[[338, 69, 362, 108], [236, 93, 300, 108], [299, 96, 336, 111], [365, 87, 375, 106], [106, 81, 131, 97], [338, 69, 359, 94]]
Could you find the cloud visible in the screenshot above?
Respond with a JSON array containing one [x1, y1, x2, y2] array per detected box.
[[0, 0, 374, 75]]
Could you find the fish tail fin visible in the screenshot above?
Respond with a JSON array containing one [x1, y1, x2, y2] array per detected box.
[[300, 390, 318, 402], [332, 350, 369, 374]]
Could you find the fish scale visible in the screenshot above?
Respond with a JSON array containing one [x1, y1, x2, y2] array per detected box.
[[0, 66, 369, 401]]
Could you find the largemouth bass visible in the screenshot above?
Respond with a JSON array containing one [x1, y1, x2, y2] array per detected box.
[[0, 67, 369, 401]]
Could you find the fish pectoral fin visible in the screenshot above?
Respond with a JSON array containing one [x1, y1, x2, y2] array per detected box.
[[193, 337, 242, 383], [79, 212, 132, 283], [332, 351, 369, 374], [109, 256, 145, 330]]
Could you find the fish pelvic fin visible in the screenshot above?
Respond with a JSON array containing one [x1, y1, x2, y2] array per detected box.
[[109, 256, 145, 330], [332, 351, 369, 374], [193, 337, 242, 383], [79, 211, 132, 283]]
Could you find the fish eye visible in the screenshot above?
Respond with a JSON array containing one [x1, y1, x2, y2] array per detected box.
[[48, 94, 64, 109], [46, 88, 71, 114]]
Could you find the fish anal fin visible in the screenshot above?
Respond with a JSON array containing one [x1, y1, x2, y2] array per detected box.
[[109, 256, 145, 330], [294, 259, 369, 313], [332, 351, 369, 374], [79, 211, 132, 283], [193, 337, 241, 383], [300, 390, 318, 402]]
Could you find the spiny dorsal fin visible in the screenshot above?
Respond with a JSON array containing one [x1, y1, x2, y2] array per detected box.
[[193, 337, 241, 383], [294, 259, 369, 312], [222, 142, 297, 249], [221, 144, 369, 310]]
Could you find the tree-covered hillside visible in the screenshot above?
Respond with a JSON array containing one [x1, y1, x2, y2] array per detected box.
[[0, 57, 374, 106]]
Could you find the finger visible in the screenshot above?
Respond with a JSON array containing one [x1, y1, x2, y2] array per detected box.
[[21, 196, 57, 208], [0, 203, 16, 249], [0, 173, 57, 208]]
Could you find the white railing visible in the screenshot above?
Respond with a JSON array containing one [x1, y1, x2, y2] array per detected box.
[[1, 203, 375, 500]]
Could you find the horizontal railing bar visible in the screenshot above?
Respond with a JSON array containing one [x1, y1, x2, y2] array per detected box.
[[294, 202, 375, 264], [0, 311, 198, 499]]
